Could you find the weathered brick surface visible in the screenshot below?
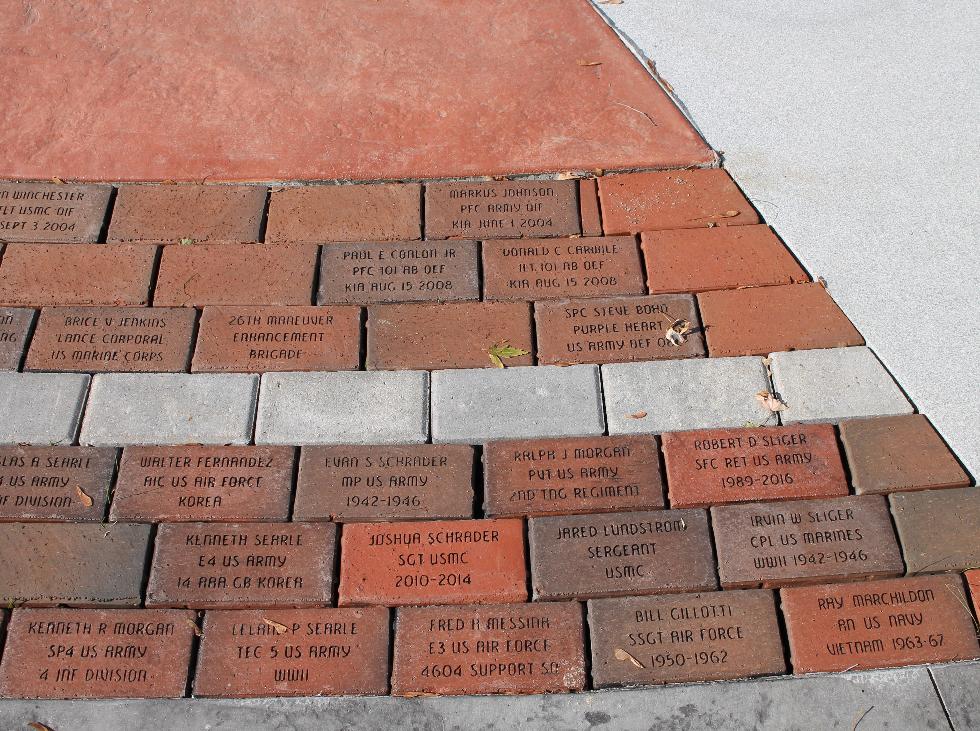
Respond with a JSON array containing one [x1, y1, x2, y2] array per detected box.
[[295, 445, 474, 522], [319, 240, 479, 305], [598, 169, 759, 234], [967, 570, 980, 618], [26, 306, 195, 372], [528, 510, 716, 600], [711, 496, 904, 588], [192, 305, 361, 372], [367, 301, 533, 370], [111, 446, 294, 522], [391, 602, 585, 696], [483, 435, 664, 517], [194, 607, 390, 697], [0, 182, 111, 242], [146, 522, 337, 608], [0, 372, 90, 445], [663, 424, 848, 508], [698, 283, 863, 357], [579, 178, 603, 236], [482, 236, 645, 301], [0, 608, 195, 698], [781, 575, 980, 673], [588, 590, 785, 687], [0, 523, 150, 606], [338, 519, 526, 607], [0, 308, 35, 370], [107, 184, 267, 243], [425, 180, 578, 239], [534, 294, 704, 365], [0, 244, 155, 307], [841, 415, 970, 494], [266, 184, 421, 243], [0, 446, 115, 521], [154, 243, 318, 307], [642, 225, 809, 294], [889, 488, 980, 573]]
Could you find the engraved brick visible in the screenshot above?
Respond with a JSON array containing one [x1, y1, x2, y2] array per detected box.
[[147, 522, 336, 608], [0, 182, 111, 243], [111, 446, 294, 522], [711, 496, 903, 588], [0, 446, 116, 521], [26, 307, 195, 372], [663, 424, 848, 508], [0, 523, 150, 606], [154, 243, 317, 307], [588, 589, 785, 687], [483, 435, 664, 517], [266, 184, 421, 243], [534, 294, 704, 365], [0, 308, 35, 370], [392, 602, 585, 696], [0, 608, 195, 698], [528, 510, 716, 600], [319, 240, 479, 305], [579, 178, 603, 237], [194, 607, 390, 697], [367, 301, 533, 370], [0, 244, 155, 307], [698, 283, 863, 357], [598, 169, 759, 234], [295, 445, 474, 522], [338, 519, 526, 607], [889, 487, 980, 573], [840, 415, 970, 494], [107, 184, 267, 243], [782, 575, 980, 673], [483, 236, 644, 301], [425, 180, 578, 240], [642, 225, 809, 294], [192, 305, 361, 372]]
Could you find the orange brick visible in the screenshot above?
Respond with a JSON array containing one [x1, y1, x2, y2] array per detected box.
[[579, 178, 603, 236], [967, 570, 980, 619], [698, 283, 863, 356]]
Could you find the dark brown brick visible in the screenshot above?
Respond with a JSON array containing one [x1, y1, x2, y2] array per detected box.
[[663, 424, 848, 508], [194, 607, 390, 697], [107, 184, 267, 243], [889, 487, 980, 573], [338, 519, 526, 607], [588, 589, 785, 686], [192, 306, 361, 372], [528, 510, 716, 600], [483, 435, 664, 517], [483, 236, 645, 301], [0, 523, 150, 606], [110, 446, 294, 522], [295, 445, 474, 522], [25, 306, 195, 372], [425, 180, 579, 239], [0, 182, 111, 243], [367, 301, 533, 370], [712, 496, 904, 588], [782, 575, 980, 673], [579, 178, 603, 236], [0, 608, 195, 698], [0, 308, 36, 370], [392, 602, 585, 696], [841, 415, 970, 494], [0, 446, 116, 521], [534, 294, 704, 365], [146, 522, 336, 608]]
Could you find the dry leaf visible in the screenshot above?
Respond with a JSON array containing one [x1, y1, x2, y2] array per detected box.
[[184, 617, 203, 637], [401, 691, 441, 698], [29, 723, 55, 731], [50, 177, 64, 185], [628, 411, 647, 419], [74, 485, 93, 508], [488, 341, 531, 369], [179, 237, 195, 245], [262, 618, 289, 634], [577, 60, 602, 66], [720, 210, 740, 218], [756, 391, 788, 412], [614, 648, 645, 668], [817, 276, 828, 288], [664, 318, 692, 346], [555, 172, 578, 180]]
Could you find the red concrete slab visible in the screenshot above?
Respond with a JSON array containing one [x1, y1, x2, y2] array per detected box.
[[0, 2, 712, 182]]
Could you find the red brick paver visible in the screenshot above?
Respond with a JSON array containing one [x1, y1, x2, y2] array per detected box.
[[0, 307, 35, 369], [967, 570, 980, 618], [579, 178, 603, 236], [0, 183, 111, 243], [0, 446, 116, 522]]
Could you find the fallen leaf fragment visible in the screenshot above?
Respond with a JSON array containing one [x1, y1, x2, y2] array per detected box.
[[488, 341, 531, 369], [756, 391, 788, 412], [597, 0, 624, 4], [555, 172, 578, 180], [50, 177, 64, 185], [184, 617, 204, 637], [614, 648, 645, 668], [664, 318, 692, 346], [628, 411, 647, 419], [29, 723, 55, 731], [817, 276, 828, 288], [74, 485, 93, 508], [577, 60, 603, 66], [262, 618, 289, 634], [179, 237, 195, 246]]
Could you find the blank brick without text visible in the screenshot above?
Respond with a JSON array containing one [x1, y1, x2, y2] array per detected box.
[[889, 487, 980, 573]]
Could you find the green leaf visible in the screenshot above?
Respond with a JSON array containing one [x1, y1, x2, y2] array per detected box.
[[488, 341, 530, 368], [179, 237, 195, 245]]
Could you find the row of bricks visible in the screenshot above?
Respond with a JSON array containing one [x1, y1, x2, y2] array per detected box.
[[1, 574, 978, 698], [1, 489, 976, 607], [0, 283, 860, 374], [0, 419, 969, 524], [0, 227, 810, 310], [0, 170, 757, 245], [0, 346, 916, 445]]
